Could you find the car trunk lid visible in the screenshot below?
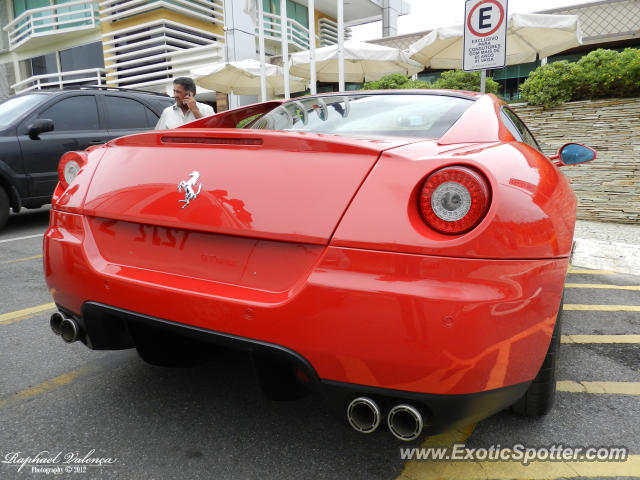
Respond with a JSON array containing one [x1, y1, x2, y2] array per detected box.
[[84, 129, 417, 244], [81, 129, 421, 293]]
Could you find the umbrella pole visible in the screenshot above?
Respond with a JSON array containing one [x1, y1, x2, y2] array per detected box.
[[308, 0, 316, 94], [337, 0, 345, 92], [280, 0, 290, 99], [481, 69, 486, 94], [258, 0, 267, 101]]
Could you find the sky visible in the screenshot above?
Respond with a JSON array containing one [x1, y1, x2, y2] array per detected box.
[[350, 0, 598, 40]]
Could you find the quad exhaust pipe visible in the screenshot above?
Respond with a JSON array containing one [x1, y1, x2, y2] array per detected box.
[[346, 397, 426, 441], [347, 397, 381, 434], [387, 404, 424, 441], [50, 312, 81, 343]]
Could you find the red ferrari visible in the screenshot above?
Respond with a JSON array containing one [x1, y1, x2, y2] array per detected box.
[[44, 91, 595, 441]]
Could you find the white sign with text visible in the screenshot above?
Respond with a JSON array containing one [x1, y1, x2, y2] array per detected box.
[[463, 0, 508, 71]]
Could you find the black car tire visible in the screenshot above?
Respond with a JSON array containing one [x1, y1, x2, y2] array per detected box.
[[129, 323, 209, 368], [510, 293, 563, 416], [0, 187, 9, 230]]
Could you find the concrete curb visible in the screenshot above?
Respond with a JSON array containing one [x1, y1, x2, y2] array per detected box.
[[571, 238, 640, 275]]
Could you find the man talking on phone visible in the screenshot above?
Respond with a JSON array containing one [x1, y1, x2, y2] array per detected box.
[[155, 77, 214, 129]]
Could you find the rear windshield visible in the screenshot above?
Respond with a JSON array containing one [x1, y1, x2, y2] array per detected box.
[[0, 94, 49, 130], [250, 94, 473, 139]]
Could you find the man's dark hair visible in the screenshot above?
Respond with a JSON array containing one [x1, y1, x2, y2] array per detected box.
[[173, 77, 196, 95]]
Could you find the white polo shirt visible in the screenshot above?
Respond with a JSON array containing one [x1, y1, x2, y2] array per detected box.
[[155, 102, 215, 129]]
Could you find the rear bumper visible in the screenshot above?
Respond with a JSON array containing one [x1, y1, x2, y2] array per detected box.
[[44, 210, 568, 399], [62, 301, 531, 435]]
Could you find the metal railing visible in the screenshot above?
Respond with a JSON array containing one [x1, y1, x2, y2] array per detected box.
[[259, 12, 312, 51], [3, 0, 99, 51], [11, 68, 106, 93], [99, 0, 224, 26]]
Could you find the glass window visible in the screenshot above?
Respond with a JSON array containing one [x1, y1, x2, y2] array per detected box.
[[0, 94, 49, 129], [39, 95, 100, 131], [30, 52, 57, 83], [145, 107, 160, 125], [54, 0, 95, 29], [251, 94, 473, 139], [501, 107, 541, 151], [103, 96, 155, 129], [59, 42, 104, 71], [13, 0, 50, 16], [287, 0, 308, 27]]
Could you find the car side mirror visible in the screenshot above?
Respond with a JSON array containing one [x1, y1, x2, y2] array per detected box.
[[550, 143, 596, 167], [26, 118, 54, 140]]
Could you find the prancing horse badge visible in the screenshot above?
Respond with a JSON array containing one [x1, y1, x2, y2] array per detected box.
[[178, 171, 202, 209]]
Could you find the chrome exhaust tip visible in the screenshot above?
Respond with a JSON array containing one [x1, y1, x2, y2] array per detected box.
[[387, 404, 424, 441], [59, 317, 81, 343], [347, 397, 381, 434], [50, 312, 64, 336]]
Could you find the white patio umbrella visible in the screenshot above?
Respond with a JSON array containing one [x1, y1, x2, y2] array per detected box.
[[407, 13, 582, 70], [290, 40, 423, 84], [191, 59, 307, 97]]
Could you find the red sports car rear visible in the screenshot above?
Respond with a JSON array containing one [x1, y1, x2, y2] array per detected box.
[[44, 91, 595, 441]]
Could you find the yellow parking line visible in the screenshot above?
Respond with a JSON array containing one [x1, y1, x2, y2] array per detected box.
[[0, 254, 43, 265], [563, 304, 640, 312], [565, 283, 640, 290], [557, 381, 640, 395], [397, 455, 640, 479], [567, 268, 616, 275], [0, 303, 56, 326], [398, 424, 476, 480], [562, 334, 640, 344], [0, 367, 93, 410]]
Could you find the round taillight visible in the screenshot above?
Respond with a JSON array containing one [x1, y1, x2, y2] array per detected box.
[[419, 166, 490, 235], [58, 151, 88, 190]]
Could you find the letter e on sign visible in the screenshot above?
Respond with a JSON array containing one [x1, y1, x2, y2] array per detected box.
[[463, 0, 508, 71]]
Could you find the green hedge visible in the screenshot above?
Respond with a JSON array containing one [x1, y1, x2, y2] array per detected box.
[[362, 70, 499, 94], [520, 48, 640, 107]]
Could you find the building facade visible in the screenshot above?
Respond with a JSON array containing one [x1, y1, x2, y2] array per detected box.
[[0, 0, 410, 100]]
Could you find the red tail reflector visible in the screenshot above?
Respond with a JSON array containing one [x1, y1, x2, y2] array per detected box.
[[419, 166, 490, 235], [58, 151, 88, 191]]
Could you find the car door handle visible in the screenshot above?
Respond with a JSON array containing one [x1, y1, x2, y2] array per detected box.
[[87, 140, 104, 145]]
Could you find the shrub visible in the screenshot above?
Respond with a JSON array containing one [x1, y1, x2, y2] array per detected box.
[[363, 73, 431, 90], [572, 49, 622, 100], [519, 60, 579, 107], [363, 70, 499, 94], [520, 48, 640, 107], [431, 70, 499, 94]]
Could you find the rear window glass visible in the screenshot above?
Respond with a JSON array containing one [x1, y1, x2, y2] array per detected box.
[[250, 94, 473, 139]]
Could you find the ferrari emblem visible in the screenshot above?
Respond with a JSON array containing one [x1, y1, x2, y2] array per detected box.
[[178, 171, 202, 209]]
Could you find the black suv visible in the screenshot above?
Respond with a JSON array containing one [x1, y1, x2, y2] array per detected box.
[[0, 87, 175, 229]]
